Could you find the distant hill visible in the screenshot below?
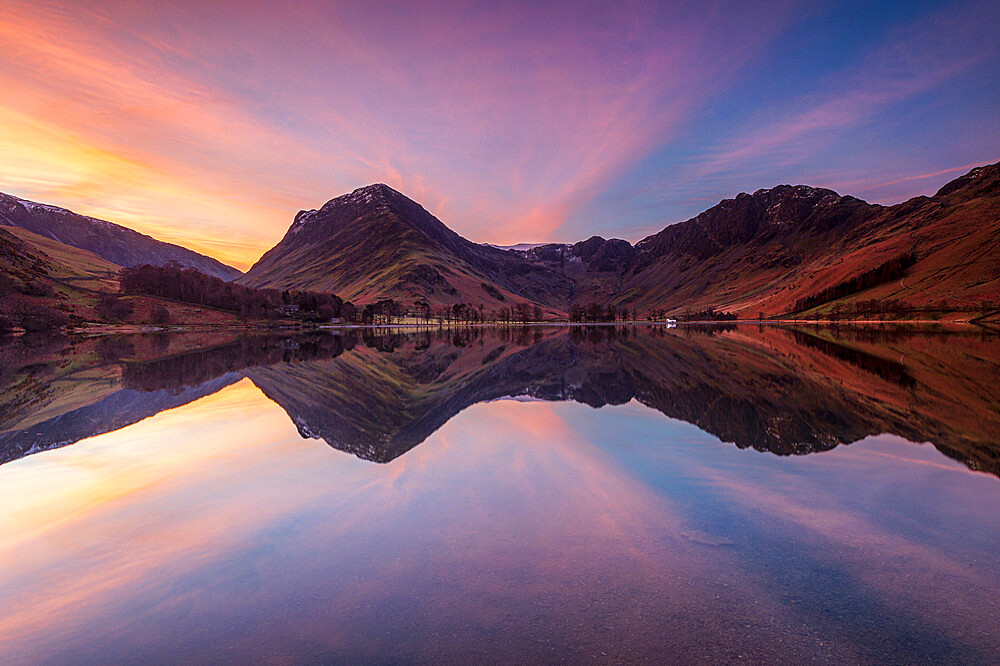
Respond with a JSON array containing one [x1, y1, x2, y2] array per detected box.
[[0, 193, 242, 280], [240, 163, 1000, 318]]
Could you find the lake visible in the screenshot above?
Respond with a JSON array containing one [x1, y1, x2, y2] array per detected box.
[[1, 324, 998, 663]]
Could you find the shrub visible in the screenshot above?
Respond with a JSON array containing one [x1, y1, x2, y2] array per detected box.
[[150, 305, 171, 325]]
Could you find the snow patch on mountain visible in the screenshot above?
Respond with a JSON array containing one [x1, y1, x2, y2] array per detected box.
[[484, 242, 551, 252]]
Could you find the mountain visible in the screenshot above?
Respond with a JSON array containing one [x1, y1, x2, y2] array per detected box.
[[613, 162, 1000, 316], [240, 164, 1000, 317], [238, 184, 572, 311], [0, 193, 242, 280]]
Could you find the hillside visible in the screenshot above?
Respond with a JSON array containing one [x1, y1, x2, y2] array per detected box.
[[241, 164, 1000, 318], [0, 222, 121, 306], [0, 226, 62, 293], [0, 193, 242, 280], [0, 227, 245, 330], [1, 225, 120, 291]]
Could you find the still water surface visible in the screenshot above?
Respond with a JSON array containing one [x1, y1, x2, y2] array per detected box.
[[0, 325, 998, 663]]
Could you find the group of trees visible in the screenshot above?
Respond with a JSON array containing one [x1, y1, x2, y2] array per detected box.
[[354, 299, 548, 325], [793, 252, 917, 314], [646, 310, 676, 322], [363, 299, 738, 324], [496, 303, 544, 323], [568, 303, 737, 322], [121, 262, 283, 320], [360, 298, 405, 324], [120, 262, 357, 323], [411, 301, 544, 325], [821, 299, 998, 321]]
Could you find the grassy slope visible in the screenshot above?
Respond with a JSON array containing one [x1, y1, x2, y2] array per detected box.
[[1, 224, 120, 288]]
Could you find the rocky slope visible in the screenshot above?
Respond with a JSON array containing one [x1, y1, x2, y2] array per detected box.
[[0, 193, 242, 280]]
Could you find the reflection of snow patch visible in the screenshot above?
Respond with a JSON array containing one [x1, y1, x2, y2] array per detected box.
[[486, 393, 547, 403], [484, 242, 550, 252]]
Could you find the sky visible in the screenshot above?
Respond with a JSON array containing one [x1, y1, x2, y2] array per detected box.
[[0, 0, 997, 269]]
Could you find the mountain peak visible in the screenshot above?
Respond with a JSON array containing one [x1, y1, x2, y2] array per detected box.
[[935, 162, 1000, 198], [290, 183, 408, 233], [326, 183, 405, 210]]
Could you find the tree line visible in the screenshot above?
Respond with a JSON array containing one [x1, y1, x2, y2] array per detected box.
[[120, 262, 357, 322], [674, 308, 738, 321], [3, 259, 757, 332]]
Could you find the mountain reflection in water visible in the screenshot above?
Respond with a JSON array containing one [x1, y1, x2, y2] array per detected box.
[[2, 324, 1000, 663], [2, 324, 998, 475]]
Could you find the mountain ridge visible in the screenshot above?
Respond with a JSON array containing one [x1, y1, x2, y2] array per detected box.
[[240, 162, 1000, 317]]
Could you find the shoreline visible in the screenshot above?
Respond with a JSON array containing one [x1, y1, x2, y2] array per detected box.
[[21, 318, 994, 336]]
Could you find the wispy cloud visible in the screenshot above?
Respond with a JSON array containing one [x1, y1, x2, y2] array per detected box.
[[682, 0, 999, 196]]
